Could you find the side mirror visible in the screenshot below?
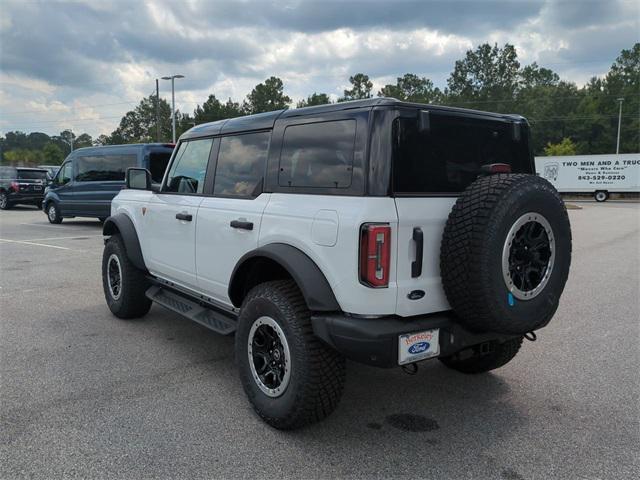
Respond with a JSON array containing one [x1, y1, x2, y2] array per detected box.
[[126, 168, 152, 190]]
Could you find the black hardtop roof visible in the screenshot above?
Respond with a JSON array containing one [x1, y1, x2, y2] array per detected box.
[[70, 143, 175, 156], [180, 97, 525, 140]]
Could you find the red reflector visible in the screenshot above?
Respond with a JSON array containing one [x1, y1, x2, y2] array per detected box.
[[481, 163, 512, 174], [359, 224, 391, 288]]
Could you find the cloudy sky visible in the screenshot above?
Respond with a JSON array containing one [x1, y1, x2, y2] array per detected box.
[[0, 0, 638, 138]]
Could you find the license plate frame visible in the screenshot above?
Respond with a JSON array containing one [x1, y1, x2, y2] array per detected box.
[[398, 329, 440, 365]]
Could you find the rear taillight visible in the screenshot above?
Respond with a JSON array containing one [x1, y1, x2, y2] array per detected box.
[[10, 181, 19, 192], [359, 223, 391, 288]]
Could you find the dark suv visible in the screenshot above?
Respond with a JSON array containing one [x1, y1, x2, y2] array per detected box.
[[0, 166, 48, 210]]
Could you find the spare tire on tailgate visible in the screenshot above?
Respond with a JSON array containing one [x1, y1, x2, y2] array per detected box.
[[440, 173, 571, 335]]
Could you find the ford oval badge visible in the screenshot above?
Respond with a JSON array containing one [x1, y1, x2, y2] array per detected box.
[[408, 342, 430, 354], [407, 290, 425, 300]]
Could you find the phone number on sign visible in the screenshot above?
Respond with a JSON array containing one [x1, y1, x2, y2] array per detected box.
[[578, 175, 626, 181]]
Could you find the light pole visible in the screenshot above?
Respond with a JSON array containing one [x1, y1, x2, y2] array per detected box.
[[60, 132, 74, 153], [616, 97, 624, 154], [161, 74, 184, 143]]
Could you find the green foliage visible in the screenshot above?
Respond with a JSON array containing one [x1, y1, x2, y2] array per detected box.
[[447, 43, 520, 111], [544, 138, 577, 156], [74, 133, 93, 148], [244, 77, 291, 114], [340, 73, 373, 101], [3, 148, 44, 165], [379, 73, 443, 103], [109, 95, 173, 144], [194, 95, 243, 124], [297, 93, 331, 108]]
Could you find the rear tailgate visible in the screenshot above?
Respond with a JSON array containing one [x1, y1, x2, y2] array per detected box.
[[394, 197, 455, 316]]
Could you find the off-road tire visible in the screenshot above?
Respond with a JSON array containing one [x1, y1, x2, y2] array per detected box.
[[102, 234, 151, 319], [46, 202, 62, 224], [0, 192, 12, 210], [236, 280, 346, 430], [440, 337, 523, 374], [440, 174, 571, 334]]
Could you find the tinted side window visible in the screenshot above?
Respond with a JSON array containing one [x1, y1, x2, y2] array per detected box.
[[76, 154, 137, 182], [393, 113, 531, 193], [279, 120, 356, 188], [58, 163, 73, 184], [164, 138, 213, 194], [213, 132, 270, 197]]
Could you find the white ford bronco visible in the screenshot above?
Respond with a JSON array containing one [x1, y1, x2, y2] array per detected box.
[[102, 98, 572, 429]]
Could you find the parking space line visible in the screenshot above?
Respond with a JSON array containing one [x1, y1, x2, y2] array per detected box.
[[15, 234, 104, 242], [20, 223, 97, 231], [0, 238, 71, 250]]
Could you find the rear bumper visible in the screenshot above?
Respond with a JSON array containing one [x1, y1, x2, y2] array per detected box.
[[311, 312, 518, 368], [7, 192, 44, 203]]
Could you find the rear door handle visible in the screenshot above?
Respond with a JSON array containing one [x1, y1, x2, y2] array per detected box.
[[175, 212, 192, 222], [230, 219, 253, 230], [411, 227, 423, 278]]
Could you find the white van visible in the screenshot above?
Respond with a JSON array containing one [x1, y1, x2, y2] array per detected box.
[[535, 153, 640, 202]]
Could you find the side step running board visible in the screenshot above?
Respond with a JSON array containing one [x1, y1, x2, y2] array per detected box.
[[146, 285, 237, 335]]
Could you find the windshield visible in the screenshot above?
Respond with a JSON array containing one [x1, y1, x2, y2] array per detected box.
[[392, 112, 533, 194], [17, 170, 48, 180]]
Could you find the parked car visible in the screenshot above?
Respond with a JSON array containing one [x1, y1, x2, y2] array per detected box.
[[37, 164, 61, 181], [43, 143, 174, 223], [0, 166, 48, 210], [101, 98, 572, 429]]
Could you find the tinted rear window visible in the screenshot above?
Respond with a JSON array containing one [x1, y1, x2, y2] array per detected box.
[[76, 154, 138, 182], [17, 170, 47, 180], [393, 113, 531, 194], [278, 120, 356, 188]]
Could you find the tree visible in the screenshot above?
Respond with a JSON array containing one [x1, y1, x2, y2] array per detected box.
[[194, 95, 243, 124], [378, 73, 442, 103], [340, 73, 373, 102], [244, 77, 291, 114], [447, 43, 520, 111], [93, 134, 112, 146], [297, 93, 331, 108], [544, 138, 577, 156], [109, 95, 173, 144], [42, 142, 65, 164], [74, 133, 93, 149]]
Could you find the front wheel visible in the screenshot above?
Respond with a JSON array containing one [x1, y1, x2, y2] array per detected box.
[[439, 337, 523, 374], [102, 234, 151, 319], [236, 280, 346, 429], [0, 192, 12, 210], [46, 203, 62, 224]]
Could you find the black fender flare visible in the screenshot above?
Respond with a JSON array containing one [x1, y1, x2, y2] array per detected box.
[[102, 213, 146, 271], [229, 243, 340, 312]]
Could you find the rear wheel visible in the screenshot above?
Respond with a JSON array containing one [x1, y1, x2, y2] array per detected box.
[[0, 192, 12, 210], [594, 190, 608, 202], [440, 337, 523, 374], [102, 234, 151, 319], [46, 202, 62, 224], [236, 280, 346, 429]]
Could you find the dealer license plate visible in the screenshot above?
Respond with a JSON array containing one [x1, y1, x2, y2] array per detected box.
[[398, 329, 440, 365]]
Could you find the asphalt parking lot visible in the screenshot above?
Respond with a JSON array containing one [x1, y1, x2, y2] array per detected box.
[[1, 203, 638, 479]]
